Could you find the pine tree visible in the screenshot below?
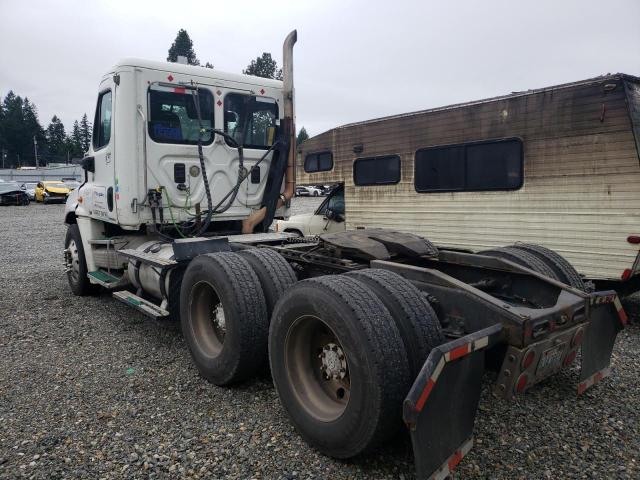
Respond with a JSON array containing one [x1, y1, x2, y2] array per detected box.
[[296, 127, 309, 146], [70, 121, 84, 158], [23, 98, 46, 165], [0, 98, 5, 161], [243, 53, 283, 80], [79, 114, 91, 154], [1, 92, 24, 166], [46, 115, 67, 158], [167, 29, 200, 65]]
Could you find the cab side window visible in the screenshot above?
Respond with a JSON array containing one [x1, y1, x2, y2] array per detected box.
[[93, 90, 112, 150]]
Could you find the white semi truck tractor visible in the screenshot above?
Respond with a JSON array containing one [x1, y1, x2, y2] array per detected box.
[[63, 31, 627, 480]]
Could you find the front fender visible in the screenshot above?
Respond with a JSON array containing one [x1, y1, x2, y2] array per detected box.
[[64, 188, 91, 224]]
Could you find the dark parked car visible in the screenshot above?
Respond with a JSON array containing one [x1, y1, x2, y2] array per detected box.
[[0, 180, 30, 205]]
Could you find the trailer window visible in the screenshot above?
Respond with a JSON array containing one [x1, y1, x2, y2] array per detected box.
[[304, 151, 333, 173], [148, 87, 214, 145], [415, 138, 523, 192], [224, 93, 278, 149], [93, 90, 112, 150], [353, 155, 401, 186]]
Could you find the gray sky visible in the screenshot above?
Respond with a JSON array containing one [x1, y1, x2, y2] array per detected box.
[[1, 0, 639, 137]]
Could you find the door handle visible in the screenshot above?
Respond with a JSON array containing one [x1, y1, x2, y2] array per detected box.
[[107, 186, 114, 211]]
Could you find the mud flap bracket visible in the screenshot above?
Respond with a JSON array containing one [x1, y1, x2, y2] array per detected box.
[[403, 324, 503, 480]]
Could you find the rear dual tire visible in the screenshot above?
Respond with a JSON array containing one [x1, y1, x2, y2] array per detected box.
[[509, 243, 586, 291], [269, 275, 411, 457], [269, 271, 444, 458], [180, 252, 269, 385], [180, 248, 297, 385], [480, 244, 585, 291]]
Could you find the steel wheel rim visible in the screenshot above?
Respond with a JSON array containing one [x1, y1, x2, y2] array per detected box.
[[67, 239, 81, 285], [190, 281, 226, 358], [285, 315, 351, 422]]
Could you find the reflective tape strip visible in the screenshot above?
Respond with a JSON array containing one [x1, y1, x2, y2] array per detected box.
[[416, 335, 492, 413], [429, 437, 474, 480], [445, 343, 470, 362], [577, 367, 612, 395], [473, 336, 489, 351], [613, 296, 628, 326], [432, 356, 445, 382], [416, 357, 445, 412], [415, 379, 435, 412]]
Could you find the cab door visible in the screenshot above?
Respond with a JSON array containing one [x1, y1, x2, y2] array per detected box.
[[312, 185, 346, 234], [88, 81, 117, 223]]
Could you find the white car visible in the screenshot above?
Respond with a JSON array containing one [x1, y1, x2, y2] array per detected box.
[[20, 182, 38, 200], [276, 185, 346, 236], [296, 185, 323, 197]]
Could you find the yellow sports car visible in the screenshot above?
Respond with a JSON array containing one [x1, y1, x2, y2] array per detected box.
[[35, 181, 71, 203]]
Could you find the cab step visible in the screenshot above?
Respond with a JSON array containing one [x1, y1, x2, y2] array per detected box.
[[112, 291, 170, 320], [87, 270, 128, 289]]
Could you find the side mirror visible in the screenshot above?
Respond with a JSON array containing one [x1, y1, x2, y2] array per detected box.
[[325, 209, 336, 221], [81, 156, 95, 182], [325, 209, 345, 223], [81, 156, 95, 173]]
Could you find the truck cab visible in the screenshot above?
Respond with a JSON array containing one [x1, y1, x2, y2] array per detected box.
[[67, 58, 290, 233]]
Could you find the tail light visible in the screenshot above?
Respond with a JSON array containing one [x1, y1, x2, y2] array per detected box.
[[621, 269, 632, 281], [627, 235, 640, 244], [521, 349, 536, 371], [515, 373, 528, 393]]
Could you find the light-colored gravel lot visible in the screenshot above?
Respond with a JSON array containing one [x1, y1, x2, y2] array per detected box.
[[0, 201, 638, 479]]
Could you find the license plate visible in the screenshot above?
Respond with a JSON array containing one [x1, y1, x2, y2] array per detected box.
[[536, 344, 566, 377]]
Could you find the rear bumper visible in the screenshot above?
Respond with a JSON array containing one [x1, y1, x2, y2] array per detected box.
[[403, 290, 625, 479]]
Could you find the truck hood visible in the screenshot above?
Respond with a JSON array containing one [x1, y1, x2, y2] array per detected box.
[[276, 213, 315, 232]]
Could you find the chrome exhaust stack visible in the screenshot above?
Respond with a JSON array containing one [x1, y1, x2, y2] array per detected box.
[[281, 29, 297, 203], [242, 30, 297, 234]]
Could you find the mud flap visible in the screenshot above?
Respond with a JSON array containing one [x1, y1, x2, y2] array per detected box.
[[579, 290, 627, 394], [403, 324, 503, 480]]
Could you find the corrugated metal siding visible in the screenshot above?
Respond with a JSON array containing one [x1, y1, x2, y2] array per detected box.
[[298, 76, 640, 281]]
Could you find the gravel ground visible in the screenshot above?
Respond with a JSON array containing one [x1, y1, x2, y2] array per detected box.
[[0, 200, 638, 479]]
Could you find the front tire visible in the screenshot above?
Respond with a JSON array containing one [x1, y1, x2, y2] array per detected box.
[[269, 275, 410, 458], [65, 224, 99, 296]]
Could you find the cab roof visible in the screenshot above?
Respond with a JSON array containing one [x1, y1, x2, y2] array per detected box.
[[109, 58, 283, 89]]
